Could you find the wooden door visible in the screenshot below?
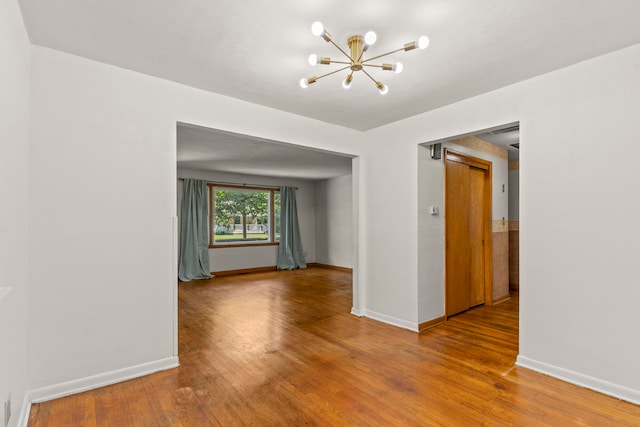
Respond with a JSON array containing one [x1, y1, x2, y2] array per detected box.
[[468, 167, 486, 307], [445, 160, 471, 316], [445, 150, 492, 317]]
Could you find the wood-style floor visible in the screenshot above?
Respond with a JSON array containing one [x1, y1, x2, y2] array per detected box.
[[29, 267, 640, 426]]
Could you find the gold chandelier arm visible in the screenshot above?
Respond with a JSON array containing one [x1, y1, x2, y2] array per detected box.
[[328, 39, 355, 62], [361, 47, 405, 64], [360, 68, 379, 84], [326, 60, 351, 65], [363, 63, 397, 71], [313, 65, 352, 81]]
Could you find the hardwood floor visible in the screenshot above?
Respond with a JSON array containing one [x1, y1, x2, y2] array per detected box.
[[29, 267, 640, 426]]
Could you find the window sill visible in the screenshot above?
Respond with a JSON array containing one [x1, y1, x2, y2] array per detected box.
[[209, 242, 280, 249]]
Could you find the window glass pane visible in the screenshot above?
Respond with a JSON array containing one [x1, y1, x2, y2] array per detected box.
[[213, 188, 269, 244]]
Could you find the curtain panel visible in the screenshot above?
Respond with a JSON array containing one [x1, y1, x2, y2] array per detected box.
[[277, 186, 307, 270], [178, 179, 212, 281]]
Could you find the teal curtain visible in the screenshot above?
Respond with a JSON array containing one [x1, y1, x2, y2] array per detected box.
[[178, 179, 212, 281], [277, 187, 307, 270]]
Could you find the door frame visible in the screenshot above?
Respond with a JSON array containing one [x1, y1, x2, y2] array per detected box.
[[443, 149, 493, 319]]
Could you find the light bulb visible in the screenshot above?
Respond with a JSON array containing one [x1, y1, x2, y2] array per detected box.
[[300, 78, 309, 89], [342, 75, 353, 89], [311, 21, 324, 37], [418, 35, 429, 49], [308, 54, 318, 66], [378, 84, 388, 95], [364, 31, 377, 46], [393, 62, 403, 74]]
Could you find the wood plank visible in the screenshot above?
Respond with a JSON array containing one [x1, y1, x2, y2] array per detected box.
[[307, 262, 353, 273], [28, 269, 640, 426], [210, 265, 277, 276]]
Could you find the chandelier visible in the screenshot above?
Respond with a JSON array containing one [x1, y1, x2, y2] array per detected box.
[[300, 22, 429, 95]]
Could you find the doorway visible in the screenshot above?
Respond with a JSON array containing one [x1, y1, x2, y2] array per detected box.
[[174, 122, 362, 356], [444, 149, 493, 317]]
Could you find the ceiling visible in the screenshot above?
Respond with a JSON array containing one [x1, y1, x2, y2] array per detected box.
[[177, 124, 354, 180], [18, 0, 640, 132], [17, 1, 639, 179], [476, 126, 520, 161]]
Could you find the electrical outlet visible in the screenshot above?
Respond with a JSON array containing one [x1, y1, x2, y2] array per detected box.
[[3, 393, 10, 427]]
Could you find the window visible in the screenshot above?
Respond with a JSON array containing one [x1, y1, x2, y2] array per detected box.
[[208, 184, 280, 247]]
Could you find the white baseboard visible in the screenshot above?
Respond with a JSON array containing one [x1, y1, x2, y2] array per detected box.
[[360, 309, 419, 332], [350, 307, 364, 316], [18, 356, 179, 427], [516, 355, 640, 405]]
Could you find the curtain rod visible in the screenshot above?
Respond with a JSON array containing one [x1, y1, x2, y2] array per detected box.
[[178, 178, 297, 190]]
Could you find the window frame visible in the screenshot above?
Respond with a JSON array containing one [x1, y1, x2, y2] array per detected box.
[[208, 183, 280, 249]]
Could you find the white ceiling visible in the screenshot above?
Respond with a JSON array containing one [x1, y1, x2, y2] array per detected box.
[[18, 0, 640, 131], [17, 0, 640, 178], [476, 127, 520, 161], [177, 124, 354, 180]]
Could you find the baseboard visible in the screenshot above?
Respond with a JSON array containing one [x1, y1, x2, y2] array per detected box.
[[27, 356, 179, 405], [211, 266, 277, 276], [516, 355, 640, 405], [351, 307, 364, 317], [212, 264, 352, 277], [419, 316, 446, 333], [492, 293, 511, 305], [361, 309, 418, 332], [307, 263, 353, 273]]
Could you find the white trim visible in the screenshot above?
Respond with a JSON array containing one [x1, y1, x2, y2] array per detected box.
[[17, 392, 31, 427], [350, 307, 364, 316], [27, 357, 179, 405], [516, 355, 640, 405], [172, 215, 179, 356], [361, 309, 419, 332]]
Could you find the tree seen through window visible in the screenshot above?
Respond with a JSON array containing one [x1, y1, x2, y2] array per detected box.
[[210, 185, 279, 245]]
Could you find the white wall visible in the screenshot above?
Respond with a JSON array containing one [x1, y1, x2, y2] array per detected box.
[[366, 43, 640, 402], [0, 0, 31, 425], [27, 45, 364, 397], [315, 175, 352, 269], [177, 168, 317, 272], [355, 133, 420, 330]]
